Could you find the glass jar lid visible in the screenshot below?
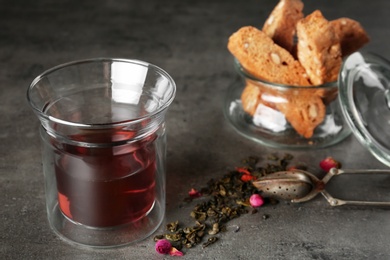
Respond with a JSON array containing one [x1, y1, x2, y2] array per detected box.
[[338, 51, 390, 167]]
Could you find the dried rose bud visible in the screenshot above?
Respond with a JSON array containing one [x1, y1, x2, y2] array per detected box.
[[169, 247, 184, 256], [155, 239, 172, 255], [188, 188, 202, 198], [236, 167, 251, 175], [249, 194, 264, 208], [241, 174, 256, 182], [319, 157, 341, 172], [236, 167, 257, 182]]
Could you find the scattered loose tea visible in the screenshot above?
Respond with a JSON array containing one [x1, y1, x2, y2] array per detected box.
[[167, 221, 179, 232], [208, 223, 220, 235], [165, 232, 182, 242], [202, 237, 218, 248], [154, 153, 295, 255], [154, 234, 164, 242]]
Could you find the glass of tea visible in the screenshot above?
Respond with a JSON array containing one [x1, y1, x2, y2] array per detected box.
[[27, 58, 176, 248]]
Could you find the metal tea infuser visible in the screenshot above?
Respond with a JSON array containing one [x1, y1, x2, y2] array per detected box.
[[253, 52, 390, 207], [253, 168, 390, 206]]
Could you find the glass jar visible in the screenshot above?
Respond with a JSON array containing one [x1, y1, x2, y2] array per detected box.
[[27, 58, 176, 248], [224, 59, 351, 149]]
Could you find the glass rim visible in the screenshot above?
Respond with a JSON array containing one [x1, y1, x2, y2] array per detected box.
[[233, 58, 337, 90], [27, 58, 177, 128]]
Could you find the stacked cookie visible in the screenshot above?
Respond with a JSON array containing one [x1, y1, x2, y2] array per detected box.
[[227, 0, 369, 138]]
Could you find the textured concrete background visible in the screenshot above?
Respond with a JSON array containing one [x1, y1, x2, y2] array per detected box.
[[1, 0, 390, 259]]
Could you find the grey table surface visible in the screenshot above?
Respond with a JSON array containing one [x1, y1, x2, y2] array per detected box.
[[1, 0, 390, 259]]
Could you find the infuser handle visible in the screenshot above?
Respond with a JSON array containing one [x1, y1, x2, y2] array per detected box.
[[320, 168, 390, 207], [321, 190, 390, 207], [329, 168, 390, 175], [321, 168, 390, 184]]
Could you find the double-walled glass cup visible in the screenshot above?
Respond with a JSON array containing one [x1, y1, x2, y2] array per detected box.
[[224, 59, 351, 148], [27, 58, 176, 248]]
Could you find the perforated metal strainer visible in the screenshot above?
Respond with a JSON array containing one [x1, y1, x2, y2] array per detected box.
[[252, 168, 390, 206]]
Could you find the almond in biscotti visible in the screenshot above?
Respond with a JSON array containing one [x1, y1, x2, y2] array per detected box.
[[276, 90, 326, 138], [228, 26, 311, 86], [296, 10, 342, 85], [330, 17, 370, 57], [262, 0, 304, 53]]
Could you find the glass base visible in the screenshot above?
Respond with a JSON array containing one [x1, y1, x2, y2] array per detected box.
[[224, 82, 351, 149], [47, 199, 164, 248]]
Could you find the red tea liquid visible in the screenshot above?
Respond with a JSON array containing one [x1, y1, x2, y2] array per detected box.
[[54, 131, 156, 227]]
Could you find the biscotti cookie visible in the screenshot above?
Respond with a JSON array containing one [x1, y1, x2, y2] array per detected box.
[[241, 83, 261, 116], [296, 10, 342, 85], [276, 91, 326, 138], [330, 18, 369, 57], [228, 26, 311, 86], [262, 0, 304, 53], [241, 81, 326, 138], [241, 81, 281, 116]]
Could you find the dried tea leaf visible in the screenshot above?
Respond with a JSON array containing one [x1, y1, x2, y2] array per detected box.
[[153, 235, 164, 242], [208, 223, 220, 235], [202, 237, 218, 248], [167, 221, 179, 232], [165, 233, 182, 242]]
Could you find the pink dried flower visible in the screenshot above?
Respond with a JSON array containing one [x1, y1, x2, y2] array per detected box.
[[188, 188, 202, 198], [319, 157, 341, 172], [155, 239, 172, 255], [249, 194, 264, 208], [169, 247, 184, 256]]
